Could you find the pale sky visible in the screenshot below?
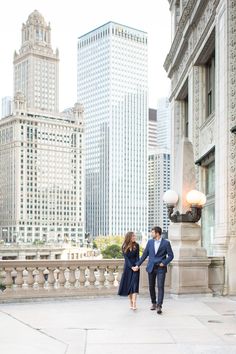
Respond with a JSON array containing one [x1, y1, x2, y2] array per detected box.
[[0, 0, 171, 111]]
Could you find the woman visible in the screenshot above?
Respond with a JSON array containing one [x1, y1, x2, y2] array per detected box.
[[118, 231, 140, 310]]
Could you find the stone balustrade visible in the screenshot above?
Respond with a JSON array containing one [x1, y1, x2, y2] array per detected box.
[[0, 259, 127, 301], [0, 256, 225, 301]]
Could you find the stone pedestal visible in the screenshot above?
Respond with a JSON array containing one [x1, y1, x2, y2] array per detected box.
[[227, 240, 236, 295], [169, 223, 211, 294]]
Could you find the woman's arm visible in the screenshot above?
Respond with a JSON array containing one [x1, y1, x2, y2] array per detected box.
[[123, 251, 133, 269], [136, 241, 149, 267], [136, 244, 140, 262]]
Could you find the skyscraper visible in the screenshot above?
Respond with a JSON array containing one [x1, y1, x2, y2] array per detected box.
[[156, 97, 171, 150], [148, 101, 171, 235], [0, 11, 84, 244], [148, 108, 158, 150], [13, 10, 59, 112], [148, 150, 170, 234], [77, 22, 148, 238]]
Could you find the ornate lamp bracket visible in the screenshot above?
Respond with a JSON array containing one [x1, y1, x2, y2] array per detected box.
[[167, 205, 202, 223]]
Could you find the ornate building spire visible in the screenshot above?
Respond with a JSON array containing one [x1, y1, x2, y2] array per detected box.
[[20, 10, 53, 54], [13, 10, 59, 112]]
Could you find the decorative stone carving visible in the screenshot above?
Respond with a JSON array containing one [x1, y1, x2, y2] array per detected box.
[[167, 0, 220, 99], [228, 0, 236, 232], [199, 117, 215, 157], [193, 67, 200, 187]]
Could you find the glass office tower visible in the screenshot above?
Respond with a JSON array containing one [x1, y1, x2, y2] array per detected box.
[[77, 22, 148, 238]]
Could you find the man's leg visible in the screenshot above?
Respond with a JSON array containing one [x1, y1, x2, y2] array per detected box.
[[157, 268, 166, 307], [148, 270, 157, 306]]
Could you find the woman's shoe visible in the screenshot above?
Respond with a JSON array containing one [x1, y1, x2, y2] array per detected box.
[[132, 302, 137, 310]]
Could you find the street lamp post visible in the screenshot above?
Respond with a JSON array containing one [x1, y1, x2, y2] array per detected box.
[[162, 137, 211, 295], [230, 125, 236, 134]]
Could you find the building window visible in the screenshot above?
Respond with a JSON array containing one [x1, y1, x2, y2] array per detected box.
[[206, 161, 215, 195], [206, 54, 215, 118], [177, 79, 188, 137], [202, 160, 215, 255], [184, 95, 189, 138]]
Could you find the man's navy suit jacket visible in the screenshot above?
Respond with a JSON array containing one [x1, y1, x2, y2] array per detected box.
[[137, 238, 174, 273]]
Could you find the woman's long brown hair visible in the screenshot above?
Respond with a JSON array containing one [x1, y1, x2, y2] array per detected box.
[[122, 231, 137, 253]]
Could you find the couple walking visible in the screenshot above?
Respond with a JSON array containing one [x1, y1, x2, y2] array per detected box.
[[118, 226, 174, 314]]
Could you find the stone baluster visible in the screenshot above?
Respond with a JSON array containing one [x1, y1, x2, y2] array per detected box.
[[3, 267, 13, 291], [0, 268, 5, 290], [68, 267, 77, 288], [37, 267, 46, 289], [98, 266, 106, 288], [107, 266, 115, 288], [26, 267, 35, 289], [58, 267, 66, 289], [54, 268, 60, 288], [14, 267, 25, 289], [78, 266, 86, 288], [88, 266, 96, 288], [11, 268, 17, 286], [47, 267, 56, 289]]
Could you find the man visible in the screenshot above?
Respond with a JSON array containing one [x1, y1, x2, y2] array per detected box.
[[133, 226, 174, 314]]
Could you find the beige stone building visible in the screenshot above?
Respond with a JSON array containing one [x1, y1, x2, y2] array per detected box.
[[0, 243, 99, 260], [14, 10, 59, 112], [0, 11, 85, 245], [165, 0, 236, 294], [0, 98, 85, 244]]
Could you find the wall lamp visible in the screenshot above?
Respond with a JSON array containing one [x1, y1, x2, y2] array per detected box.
[[163, 189, 206, 223], [230, 125, 236, 134]]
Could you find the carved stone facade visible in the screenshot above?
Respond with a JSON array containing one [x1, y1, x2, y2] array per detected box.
[[14, 10, 59, 112], [228, 0, 236, 233], [165, 0, 236, 294]]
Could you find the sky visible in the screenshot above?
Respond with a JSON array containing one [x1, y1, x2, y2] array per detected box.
[[0, 0, 171, 111]]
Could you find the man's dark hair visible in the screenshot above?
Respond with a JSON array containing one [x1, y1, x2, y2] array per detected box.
[[152, 226, 162, 235]]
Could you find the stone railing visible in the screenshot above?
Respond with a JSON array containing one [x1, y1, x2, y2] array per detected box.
[[0, 256, 225, 301], [0, 259, 128, 301]]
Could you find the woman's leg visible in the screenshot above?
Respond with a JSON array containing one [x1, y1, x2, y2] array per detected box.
[[128, 294, 133, 308], [132, 293, 137, 310]]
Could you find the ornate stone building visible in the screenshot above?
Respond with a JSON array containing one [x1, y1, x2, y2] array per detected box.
[[165, 0, 236, 294], [14, 10, 59, 112], [0, 11, 85, 245]]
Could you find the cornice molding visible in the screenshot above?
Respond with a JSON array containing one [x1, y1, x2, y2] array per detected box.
[[169, 16, 215, 100], [164, 0, 219, 74], [164, 0, 198, 72]]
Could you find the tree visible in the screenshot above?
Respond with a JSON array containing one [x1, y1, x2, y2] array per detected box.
[[93, 235, 124, 251], [101, 244, 123, 259]]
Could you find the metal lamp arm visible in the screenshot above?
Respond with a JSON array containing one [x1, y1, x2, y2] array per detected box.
[[167, 205, 202, 223]]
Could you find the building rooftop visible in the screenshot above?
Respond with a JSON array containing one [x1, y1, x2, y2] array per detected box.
[[1, 295, 236, 354]]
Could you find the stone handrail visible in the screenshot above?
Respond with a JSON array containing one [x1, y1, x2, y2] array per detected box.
[[0, 259, 127, 301], [0, 256, 225, 301]]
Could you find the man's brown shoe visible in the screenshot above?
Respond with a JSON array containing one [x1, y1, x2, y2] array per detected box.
[[150, 304, 157, 310], [157, 305, 162, 314]]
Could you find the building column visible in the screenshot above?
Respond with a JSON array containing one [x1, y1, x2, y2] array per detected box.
[[226, 0, 236, 294]]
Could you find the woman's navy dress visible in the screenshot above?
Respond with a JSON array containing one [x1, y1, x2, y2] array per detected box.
[[118, 244, 140, 296]]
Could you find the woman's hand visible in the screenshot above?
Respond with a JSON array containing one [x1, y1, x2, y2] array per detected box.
[[132, 266, 139, 272]]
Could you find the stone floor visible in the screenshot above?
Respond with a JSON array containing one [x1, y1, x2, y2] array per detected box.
[[0, 295, 236, 354]]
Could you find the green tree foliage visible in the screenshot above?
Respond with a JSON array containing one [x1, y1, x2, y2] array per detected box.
[[101, 244, 123, 259], [93, 235, 124, 251]]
